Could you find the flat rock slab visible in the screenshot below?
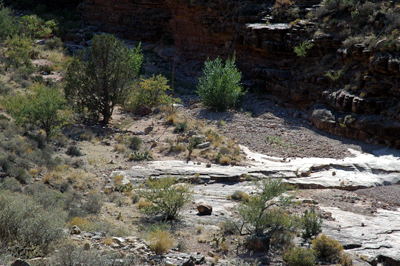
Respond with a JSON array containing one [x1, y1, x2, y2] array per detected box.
[[114, 146, 400, 190], [321, 206, 400, 265]]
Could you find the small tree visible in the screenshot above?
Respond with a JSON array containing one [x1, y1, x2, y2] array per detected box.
[[196, 54, 244, 111], [138, 176, 192, 220], [301, 208, 322, 239], [236, 179, 298, 236], [3, 84, 69, 138], [64, 33, 143, 124]]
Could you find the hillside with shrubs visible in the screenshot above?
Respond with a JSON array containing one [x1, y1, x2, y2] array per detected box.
[[0, 1, 397, 266]]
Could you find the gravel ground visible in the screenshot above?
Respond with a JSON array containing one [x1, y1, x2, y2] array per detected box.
[[184, 94, 380, 160], [181, 94, 400, 207]]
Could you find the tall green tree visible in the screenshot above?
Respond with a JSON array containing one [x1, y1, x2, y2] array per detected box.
[[64, 33, 143, 124], [3, 85, 69, 138]]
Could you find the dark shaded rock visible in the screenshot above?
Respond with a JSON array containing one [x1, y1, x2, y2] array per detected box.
[[11, 260, 30, 266], [245, 234, 270, 252], [134, 107, 152, 116], [197, 203, 212, 215]]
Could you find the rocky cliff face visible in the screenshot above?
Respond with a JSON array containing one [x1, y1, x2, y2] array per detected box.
[[78, 0, 400, 149]]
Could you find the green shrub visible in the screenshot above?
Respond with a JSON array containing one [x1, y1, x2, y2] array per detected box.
[[66, 145, 82, 156], [45, 37, 63, 50], [65, 34, 143, 124], [18, 14, 57, 39], [2, 84, 69, 138], [237, 179, 297, 235], [4, 35, 35, 68], [283, 247, 316, 266], [294, 41, 314, 57], [312, 234, 344, 263], [301, 208, 322, 239], [129, 136, 142, 150], [197, 54, 244, 111], [125, 74, 174, 110], [0, 5, 19, 40], [138, 176, 192, 220]]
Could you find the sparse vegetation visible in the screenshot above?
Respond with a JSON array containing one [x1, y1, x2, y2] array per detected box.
[[312, 234, 344, 263], [148, 229, 175, 255], [138, 176, 192, 220], [233, 179, 298, 251], [301, 208, 322, 239], [294, 41, 314, 57], [283, 247, 316, 266]]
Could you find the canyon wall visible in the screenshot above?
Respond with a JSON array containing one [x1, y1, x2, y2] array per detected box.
[[78, 0, 400, 148]]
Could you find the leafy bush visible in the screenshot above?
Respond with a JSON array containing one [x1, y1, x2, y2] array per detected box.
[[18, 14, 57, 39], [148, 229, 174, 255], [45, 37, 63, 50], [4, 35, 35, 68], [65, 34, 143, 124], [125, 74, 174, 111], [2, 84, 69, 138], [236, 179, 298, 235], [66, 145, 82, 156], [312, 234, 344, 263], [197, 54, 244, 111], [294, 41, 314, 57], [138, 176, 192, 220], [283, 247, 316, 266], [301, 208, 322, 239], [129, 136, 142, 150], [0, 5, 18, 40]]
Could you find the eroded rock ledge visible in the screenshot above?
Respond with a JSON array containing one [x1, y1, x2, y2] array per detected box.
[[114, 146, 400, 191]]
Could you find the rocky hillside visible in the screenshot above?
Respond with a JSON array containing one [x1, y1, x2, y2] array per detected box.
[[77, 0, 400, 149]]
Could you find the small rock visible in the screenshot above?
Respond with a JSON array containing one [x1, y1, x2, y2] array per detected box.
[[102, 140, 111, 146], [112, 237, 126, 245], [11, 260, 30, 266], [134, 107, 152, 116], [197, 142, 210, 149], [206, 163, 211, 168], [197, 203, 212, 215], [144, 126, 153, 134], [70, 225, 81, 235], [133, 130, 145, 135]]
